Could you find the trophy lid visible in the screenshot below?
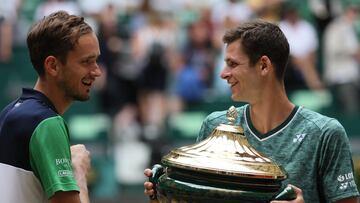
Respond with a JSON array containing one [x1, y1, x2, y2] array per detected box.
[[162, 106, 287, 180]]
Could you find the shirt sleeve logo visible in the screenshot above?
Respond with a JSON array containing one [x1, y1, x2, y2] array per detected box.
[[337, 172, 356, 190], [55, 158, 73, 177], [58, 170, 73, 177]]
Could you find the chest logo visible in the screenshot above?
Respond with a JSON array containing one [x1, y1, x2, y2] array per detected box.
[[293, 133, 306, 143]]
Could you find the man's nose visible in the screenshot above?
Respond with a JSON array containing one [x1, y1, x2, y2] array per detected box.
[[92, 64, 102, 77], [220, 66, 230, 79]]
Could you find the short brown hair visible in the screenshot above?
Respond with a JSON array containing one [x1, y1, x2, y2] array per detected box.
[[223, 20, 289, 80], [27, 11, 93, 76]]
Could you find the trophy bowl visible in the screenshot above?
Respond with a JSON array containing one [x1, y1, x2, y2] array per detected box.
[[150, 106, 295, 203]]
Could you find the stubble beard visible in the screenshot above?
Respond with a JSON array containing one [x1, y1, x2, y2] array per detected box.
[[60, 80, 90, 102]]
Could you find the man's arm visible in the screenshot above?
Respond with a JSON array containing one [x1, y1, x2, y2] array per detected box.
[[50, 191, 81, 203], [49, 144, 91, 203], [70, 144, 91, 203], [335, 197, 359, 203], [47, 144, 90, 203], [29, 118, 87, 201]]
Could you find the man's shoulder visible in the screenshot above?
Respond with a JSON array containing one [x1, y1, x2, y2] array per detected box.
[[205, 105, 246, 123], [1, 97, 60, 133], [21, 101, 55, 120], [298, 107, 335, 121], [297, 106, 343, 131], [197, 105, 246, 142]]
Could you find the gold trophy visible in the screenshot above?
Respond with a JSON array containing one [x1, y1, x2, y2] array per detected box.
[[150, 106, 295, 203]]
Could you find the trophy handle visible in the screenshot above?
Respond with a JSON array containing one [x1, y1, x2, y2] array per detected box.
[[148, 164, 165, 200], [273, 185, 296, 200], [149, 164, 165, 185]]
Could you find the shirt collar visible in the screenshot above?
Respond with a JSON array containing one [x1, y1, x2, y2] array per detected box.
[[20, 88, 59, 114]]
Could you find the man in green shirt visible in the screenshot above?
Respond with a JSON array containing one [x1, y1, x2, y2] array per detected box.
[[0, 11, 101, 203], [144, 20, 360, 203]]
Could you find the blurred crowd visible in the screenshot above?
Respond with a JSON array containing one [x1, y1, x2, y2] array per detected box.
[[2, 0, 360, 200]]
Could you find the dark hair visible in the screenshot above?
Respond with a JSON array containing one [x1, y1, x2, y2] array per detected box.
[[223, 20, 290, 80], [27, 11, 93, 76]]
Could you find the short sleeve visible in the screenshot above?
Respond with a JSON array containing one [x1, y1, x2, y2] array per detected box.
[[319, 119, 359, 202], [197, 117, 210, 143], [29, 116, 79, 199]]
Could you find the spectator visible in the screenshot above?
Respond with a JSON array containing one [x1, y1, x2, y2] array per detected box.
[[323, 1, 360, 114], [34, 0, 81, 21], [0, 0, 21, 62], [279, 2, 323, 92]]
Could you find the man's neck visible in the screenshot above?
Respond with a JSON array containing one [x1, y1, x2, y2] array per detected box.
[[33, 78, 71, 115], [248, 89, 295, 135]]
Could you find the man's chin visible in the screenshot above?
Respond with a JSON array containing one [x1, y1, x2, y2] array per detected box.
[[231, 95, 246, 103], [74, 95, 90, 102], [231, 95, 240, 101]]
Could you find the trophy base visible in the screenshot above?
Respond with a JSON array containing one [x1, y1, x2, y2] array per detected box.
[[156, 175, 278, 203]]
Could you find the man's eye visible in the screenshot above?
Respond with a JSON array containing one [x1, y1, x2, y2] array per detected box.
[[228, 61, 237, 67], [82, 59, 96, 65]]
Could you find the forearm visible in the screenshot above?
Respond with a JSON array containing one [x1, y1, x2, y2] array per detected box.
[[334, 197, 359, 203], [70, 144, 91, 203], [79, 186, 90, 203], [74, 172, 90, 203], [75, 174, 90, 203]]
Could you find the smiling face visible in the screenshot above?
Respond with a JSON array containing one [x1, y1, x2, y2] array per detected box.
[[56, 32, 101, 101], [221, 39, 262, 103]]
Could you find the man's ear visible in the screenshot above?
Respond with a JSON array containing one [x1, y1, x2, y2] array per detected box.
[[259, 55, 272, 76], [44, 56, 58, 76]]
